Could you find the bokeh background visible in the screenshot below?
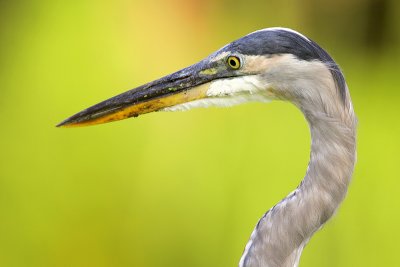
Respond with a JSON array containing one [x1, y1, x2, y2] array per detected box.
[[1, 0, 399, 266]]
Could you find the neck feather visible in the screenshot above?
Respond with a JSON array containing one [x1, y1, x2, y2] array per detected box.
[[239, 80, 356, 267]]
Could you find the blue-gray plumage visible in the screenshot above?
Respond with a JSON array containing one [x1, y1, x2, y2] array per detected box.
[[58, 28, 357, 267]]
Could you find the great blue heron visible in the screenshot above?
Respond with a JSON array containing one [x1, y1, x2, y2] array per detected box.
[[58, 28, 357, 267]]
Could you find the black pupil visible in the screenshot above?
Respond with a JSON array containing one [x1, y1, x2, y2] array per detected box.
[[229, 58, 237, 67]]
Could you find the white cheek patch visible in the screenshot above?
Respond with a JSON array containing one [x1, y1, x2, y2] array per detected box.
[[161, 76, 271, 112]]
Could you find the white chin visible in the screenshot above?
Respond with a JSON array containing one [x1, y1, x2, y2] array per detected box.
[[160, 95, 270, 112], [161, 75, 271, 112]]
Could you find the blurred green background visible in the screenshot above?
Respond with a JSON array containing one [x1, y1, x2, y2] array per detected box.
[[1, 0, 399, 266]]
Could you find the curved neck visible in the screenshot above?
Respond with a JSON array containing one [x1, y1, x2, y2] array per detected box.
[[239, 99, 356, 267]]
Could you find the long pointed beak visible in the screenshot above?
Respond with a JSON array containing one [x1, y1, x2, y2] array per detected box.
[[57, 59, 227, 127]]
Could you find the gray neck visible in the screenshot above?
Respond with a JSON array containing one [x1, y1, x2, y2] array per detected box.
[[239, 99, 356, 267]]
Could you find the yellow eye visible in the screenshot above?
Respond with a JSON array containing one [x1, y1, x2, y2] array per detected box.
[[227, 56, 241, 70]]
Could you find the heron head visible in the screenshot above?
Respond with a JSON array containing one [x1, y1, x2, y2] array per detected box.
[[57, 28, 346, 127]]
